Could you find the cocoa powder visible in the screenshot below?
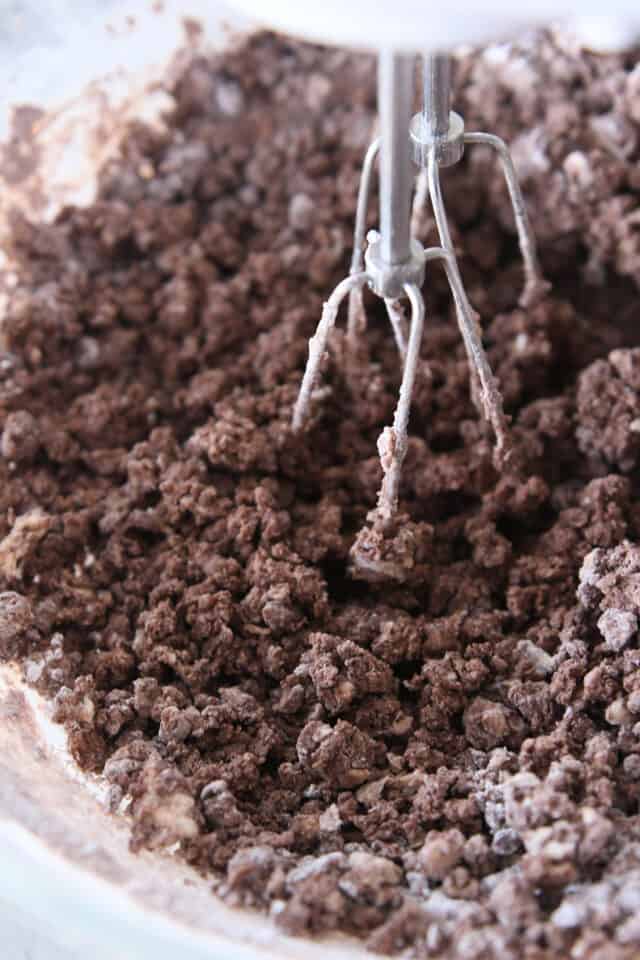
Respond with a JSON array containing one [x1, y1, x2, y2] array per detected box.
[[1, 29, 640, 959]]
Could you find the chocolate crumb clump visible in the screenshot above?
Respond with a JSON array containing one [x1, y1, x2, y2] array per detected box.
[[2, 28, 640, 960]]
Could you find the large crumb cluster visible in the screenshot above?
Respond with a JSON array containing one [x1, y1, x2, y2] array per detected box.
[[1, 30, 640, 960]]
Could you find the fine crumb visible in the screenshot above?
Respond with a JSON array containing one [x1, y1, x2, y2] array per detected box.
[[0, 591, 34, 657]]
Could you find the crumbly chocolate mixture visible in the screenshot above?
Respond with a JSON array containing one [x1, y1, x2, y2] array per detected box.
[[1, 29, 640, 960]]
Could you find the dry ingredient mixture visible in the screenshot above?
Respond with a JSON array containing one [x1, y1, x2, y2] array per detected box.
[[2, 29, 640, 960]]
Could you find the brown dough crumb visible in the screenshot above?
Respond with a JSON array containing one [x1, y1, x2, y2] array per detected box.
[[2, 28, 640, 960], [0, 509, 51, 581]]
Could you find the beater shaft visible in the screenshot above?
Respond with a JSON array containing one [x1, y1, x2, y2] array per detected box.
[[423, 53, 451, 137], [378, 51, 415, 267]]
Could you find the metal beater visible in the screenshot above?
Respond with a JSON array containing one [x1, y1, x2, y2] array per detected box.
[[291, 51, 548, 574]]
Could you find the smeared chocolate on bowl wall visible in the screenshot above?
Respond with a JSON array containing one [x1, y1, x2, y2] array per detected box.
[[1, 29, 640, 959]]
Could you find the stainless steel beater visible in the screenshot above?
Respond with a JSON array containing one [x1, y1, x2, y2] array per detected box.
[[292, 51, 548, 573]]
